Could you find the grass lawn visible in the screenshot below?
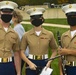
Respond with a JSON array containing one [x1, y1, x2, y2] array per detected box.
[[25, 18, 68, 25], [21, 18, 69, 75], [45, 18, 68, 25]]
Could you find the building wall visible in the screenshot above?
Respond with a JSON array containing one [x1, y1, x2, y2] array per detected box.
[[19, 5, 66, 20]]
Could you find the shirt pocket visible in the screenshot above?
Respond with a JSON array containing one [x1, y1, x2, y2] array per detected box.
[[9, 37, 16, 44], [4, 48, 10, 52], [69, 39, 76, 49], [40, 37, 49, 46]]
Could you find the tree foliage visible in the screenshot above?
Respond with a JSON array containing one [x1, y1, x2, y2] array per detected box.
[[1, 0, 76, 6], [8, 0, 28, 7], [57, 0, 69, 4]]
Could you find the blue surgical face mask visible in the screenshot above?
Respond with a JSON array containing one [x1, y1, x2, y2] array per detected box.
[[10, 20, 14, 25]]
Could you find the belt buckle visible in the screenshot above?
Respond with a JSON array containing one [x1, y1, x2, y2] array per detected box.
[[66, 61, 71, 65], [36, 55, 42, 60], [66, 61, 76, 66], [2, 58, 8, 62]]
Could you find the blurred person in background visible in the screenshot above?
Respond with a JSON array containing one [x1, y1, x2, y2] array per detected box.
[[11, 9, 29, 75]]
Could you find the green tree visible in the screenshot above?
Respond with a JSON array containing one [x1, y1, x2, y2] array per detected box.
[[28, 0, 47, 5], [69, 0, 76, 3], [57, 0, 69, 4], [51, 0, 58, 4], [3, 0, 76, 6], [6, 0, 28, 6]]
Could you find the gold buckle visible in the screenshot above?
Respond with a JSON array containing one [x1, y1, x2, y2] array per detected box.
[[66, 61, 76, 66], [66, 61, 71, 65], [35, 55, 42, 60], [2, 58, 8, 62]]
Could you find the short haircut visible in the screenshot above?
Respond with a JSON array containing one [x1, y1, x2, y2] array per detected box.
[[13, 9, 23, 23]]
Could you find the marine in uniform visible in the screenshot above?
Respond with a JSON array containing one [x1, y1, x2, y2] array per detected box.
[[58, 4, 76, 75], [20, 8, 58, 75], [0, 1, 21, 75]]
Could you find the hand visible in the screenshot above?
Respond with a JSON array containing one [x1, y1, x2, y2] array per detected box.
[[60, 71, 63, 75], [29, 62, 37, 70], [17, 73, 21, 75], [58, 48, 68, 55], [45, 61, 51, 69]]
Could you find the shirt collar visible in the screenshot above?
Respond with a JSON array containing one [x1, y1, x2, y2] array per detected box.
[[30, 28, 47, 35], [63, 30, 72, 38], [0, 24, 15, 33], [66, 30, 76, 38], [8, 26, 15, 32]]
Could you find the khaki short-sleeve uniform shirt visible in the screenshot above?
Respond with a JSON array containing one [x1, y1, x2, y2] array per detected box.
[[21, 28, 58, 56], [0, 24, 20, 58], [61, 30, 76, 62]]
